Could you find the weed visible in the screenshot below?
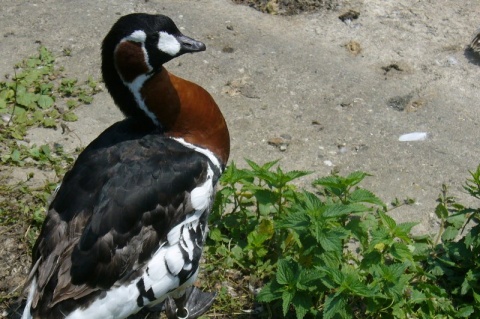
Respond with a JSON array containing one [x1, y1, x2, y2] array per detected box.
[[0, 46, 98, 305], [207, 161, 480, 318]]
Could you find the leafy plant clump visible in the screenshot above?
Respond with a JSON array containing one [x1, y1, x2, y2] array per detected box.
[[0, 46, 99, 250], [206, 160, 480, 318], [0, 46, 100, 174], [0, 46, 99, 308]]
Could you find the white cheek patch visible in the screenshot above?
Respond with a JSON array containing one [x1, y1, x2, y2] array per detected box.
[[125, 30, 147, 43], [157, 31, 181, 56]]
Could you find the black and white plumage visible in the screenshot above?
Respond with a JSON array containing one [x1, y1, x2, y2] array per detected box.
[[22, 13, 229, 319]]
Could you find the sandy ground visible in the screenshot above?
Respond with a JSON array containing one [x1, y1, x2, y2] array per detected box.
[[0, 0, 479, 317]]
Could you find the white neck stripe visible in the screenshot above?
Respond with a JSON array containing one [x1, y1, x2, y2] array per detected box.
[[171, 137, 222, 172], [115, 38, 159, 125]]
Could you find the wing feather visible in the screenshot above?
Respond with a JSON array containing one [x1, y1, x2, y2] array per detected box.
[[28, 119, 217, 314]]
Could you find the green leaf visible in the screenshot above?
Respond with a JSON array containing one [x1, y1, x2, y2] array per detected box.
[[209, 228, 222, 242], [257, 281, 282, 302], [282, 289, 294, 316], [283, 170, 312, 182], [43, 118, 56, 128], [40, 144, 51, 158], [79, 94, 93, 104], [292, 293, 313, 319], [62, 111, 78, 122], [296, 269, 321, 290], [314, 228, 347, 251], [435, 202, 449, 219], [390, 242, 413, 262], [258, 218, 274, 238], [345, 171, 370, 187], [410, 289, 426, 304], [11, 149, 21, 163], [378, 210, 396, 230], [457, 306, 474, 317], [441, 225, 459, 242], [0, 98, 6, 109], [396, 222, 418, 235], [277, 259, 295, 285], [37, 95, 54, 109], [16, 92, 37, 108], [245, 158, 279, 172], [349, 188, 385, 207], [277, 211, 309, 231], [323, 292, 347, 319]]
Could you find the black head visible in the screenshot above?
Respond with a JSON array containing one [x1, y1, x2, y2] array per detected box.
[[101, 13, 206, 120]]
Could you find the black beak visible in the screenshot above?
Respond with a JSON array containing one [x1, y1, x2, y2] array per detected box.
[[177, 34, 206, 53]]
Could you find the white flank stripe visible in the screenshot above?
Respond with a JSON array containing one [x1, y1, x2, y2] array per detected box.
[[190, 165, 214, 211], [66, 247, 180, 319], [21, 277, 36, 319], [165, 245, 184, 275]]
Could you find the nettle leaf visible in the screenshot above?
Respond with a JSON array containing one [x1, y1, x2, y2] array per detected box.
[[254, 188, 278, 206], [435, 202, 449, 219], [37, 95, 54, 109], [283, 170, 312, 183], [441, 225, 460, 242], [277, 259, 296, 285], [390, 242, 413, 262], [277, 211, 309, 231], [282, 289, 295, 316], [292, 293, 313, 319], [396, 222, 418, 236], [323, 203, 367, 218], [301, 191, 325, 214], [314, 226, 347, 252], [312, 176, 345, 197], [457, 306, 474, 318], [410, 288, 426, 304], [245, 158, 279, 172], [208, 228, 223, 242], [378, 210, 397, 230], [349, 188, 385, 207], [257, 281, 282, 303], [323, 292, 347, 319], [247, 230, 269, 249], [258, 218, 274, 238], [344, 171, 370, 187], [296, 269, 321, 291]]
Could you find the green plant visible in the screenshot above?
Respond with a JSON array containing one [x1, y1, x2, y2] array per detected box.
[[207, 161, 480, 318], [0, 45, 98, 307], [0, 46, 98, 175]]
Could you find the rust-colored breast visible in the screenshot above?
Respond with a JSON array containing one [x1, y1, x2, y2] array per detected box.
[[140, 67, 230, 165], [114, 41, 150, 82]]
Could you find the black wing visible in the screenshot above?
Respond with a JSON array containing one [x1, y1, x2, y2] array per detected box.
[[30, 119, 217, 310]]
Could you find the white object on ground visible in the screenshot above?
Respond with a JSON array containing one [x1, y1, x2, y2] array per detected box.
[[398, 132, 428, 142]]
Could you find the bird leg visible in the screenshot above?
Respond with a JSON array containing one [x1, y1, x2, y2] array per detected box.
[[165, 286, 216, 319]]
